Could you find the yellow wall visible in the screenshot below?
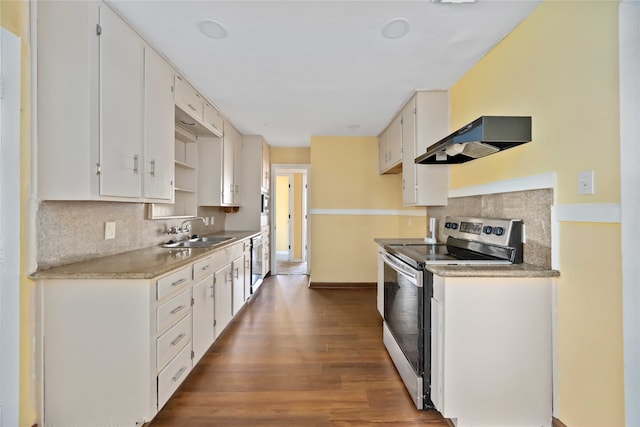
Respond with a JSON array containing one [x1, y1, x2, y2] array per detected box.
[[449, 2, 624, 425], [310, 136, 425, 283], [1, 1, 37, 425], [270, 147, 310, 164], [293, 173, 303, 260], [275, 176, 290, 252]]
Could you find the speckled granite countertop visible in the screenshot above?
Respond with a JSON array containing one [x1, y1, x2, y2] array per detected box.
[[375, 238, 559, 278], [32, 230, 260, 280]]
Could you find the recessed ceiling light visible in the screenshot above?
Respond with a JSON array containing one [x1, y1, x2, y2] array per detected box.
[[197, 19, 228, 39], [347, 124, 360, 130], [381, 18, 410, 39]]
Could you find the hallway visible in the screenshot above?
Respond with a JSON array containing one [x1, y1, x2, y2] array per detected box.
[[150, 275, 446, 426]]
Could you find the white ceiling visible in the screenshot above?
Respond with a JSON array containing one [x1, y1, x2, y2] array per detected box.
[[108, 0, 541, 147]]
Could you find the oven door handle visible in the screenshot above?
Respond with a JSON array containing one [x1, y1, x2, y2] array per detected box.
[[381, 252, 422, 287]]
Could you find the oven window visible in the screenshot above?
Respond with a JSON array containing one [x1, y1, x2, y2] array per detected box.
[[383, 262, 423, 373]]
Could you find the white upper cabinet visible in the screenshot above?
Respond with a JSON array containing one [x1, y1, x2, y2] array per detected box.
[[98, 4, 144, 199], [397, 91, 450, 206], [378, 114, 403, 174], [174, 75, 204, 122], [222, 124, 236, 205], [203, 102, 224, 137], [37, 1, 173, 202], [143, 47, 175, 201]]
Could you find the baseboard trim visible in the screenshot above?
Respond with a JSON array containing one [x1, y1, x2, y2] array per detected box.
[[553, 417, 568, 427], [309, 282, 376, 290], [443, 417, 565, 427]]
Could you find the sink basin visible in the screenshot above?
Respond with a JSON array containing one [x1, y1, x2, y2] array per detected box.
[[162, 236, 234, 248]]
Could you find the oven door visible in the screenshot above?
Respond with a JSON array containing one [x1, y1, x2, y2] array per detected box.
[[381, 251, 427, 409]]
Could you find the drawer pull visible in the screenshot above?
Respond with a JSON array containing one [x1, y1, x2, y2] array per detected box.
[[170, 333, 186, 347], [171, 278, 186, 287], [188, 103, 197, 112], [201, 265, 211, 271], [172, 366, 188, 382], [170, 305, 186, 315]]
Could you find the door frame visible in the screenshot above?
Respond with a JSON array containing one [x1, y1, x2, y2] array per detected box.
[[0, 27, 22, 427], [619, 3, 640, 425], [271, 164, 310, 275]]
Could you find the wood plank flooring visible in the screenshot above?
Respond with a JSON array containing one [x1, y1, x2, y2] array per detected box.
[[150, 275, 447, 426]]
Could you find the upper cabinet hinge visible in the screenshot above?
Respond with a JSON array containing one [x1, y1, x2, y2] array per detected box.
[[96, 24, 102, 36], [96, 163, 102, 175]]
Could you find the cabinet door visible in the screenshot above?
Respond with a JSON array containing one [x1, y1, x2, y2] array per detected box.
[[174, 75, 203, 121], [387, 114, 403, 168], [203, 102, 223, 137], [233, 134, 243, 206], [401, 97, 417, 205], [222, 126, 235, 205], [243, 244, 251, 301], [197, 136, 224, 206], [214, 264, 233, 338], [98, 4, 144, 198], [143, 47, 174, 201], [262, 140, 270, 191], [192, 274, 215, 363], [231, 256, 245, 315], [378, 127, 389, 174]]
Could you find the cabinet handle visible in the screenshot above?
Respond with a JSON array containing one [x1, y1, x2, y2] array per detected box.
[[235, 184, 239, 193], [229, 184, 234, 193], [171, 278, 186, 287], [150, 159, 156, 177], [201, 265, 211, 271], [226, 272, 233, 282], [234, 267, 239, 279], [133, 154, 139, 173], [170, 305, 186, 315], [172, 366, 188, 382], [188, 103, 197, 112], [170, 333, 186, 346]]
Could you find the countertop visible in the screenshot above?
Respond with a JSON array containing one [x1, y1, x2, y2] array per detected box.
[[32, 230, 260, 280], [375, 238, 559, 278]]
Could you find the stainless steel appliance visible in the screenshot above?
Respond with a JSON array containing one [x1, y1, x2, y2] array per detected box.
[[381, 216, 524, 409], [414, 116, 531, 164], [250, 235, 263, 293]]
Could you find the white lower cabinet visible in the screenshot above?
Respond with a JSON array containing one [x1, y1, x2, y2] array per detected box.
[[232, 255, 245, 315], [214, 264, 233, 339], [192, 274, 215, 364], [430, 274, 552, 427], [41, 238, 252, 426]]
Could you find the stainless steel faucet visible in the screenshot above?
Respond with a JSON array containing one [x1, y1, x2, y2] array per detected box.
[[179, 217, 206, 234]]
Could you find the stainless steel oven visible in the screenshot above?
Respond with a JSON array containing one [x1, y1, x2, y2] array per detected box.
[[381, 216, 524, 410], [381, 251, 430, 409]]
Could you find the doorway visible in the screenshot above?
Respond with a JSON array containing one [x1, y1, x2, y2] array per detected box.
[[271, 165, 310, 275]]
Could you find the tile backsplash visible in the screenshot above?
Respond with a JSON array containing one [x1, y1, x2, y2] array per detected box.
[[37, 201, 227, 270], [427, 188, 553, 268]]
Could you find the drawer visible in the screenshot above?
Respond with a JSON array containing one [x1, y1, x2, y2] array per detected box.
[[157, 289, 191, 333], [157, 344, 192, 409], [228, 242, 243, 260], [192, 256, 216, 281], [174, 75, 203, 121], [157, 266, 191, 301], [157, 313, 192, 372], [203, 102, 223, 136]]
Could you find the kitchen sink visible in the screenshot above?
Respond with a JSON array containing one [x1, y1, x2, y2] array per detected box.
[[162, 236, 234, 248]]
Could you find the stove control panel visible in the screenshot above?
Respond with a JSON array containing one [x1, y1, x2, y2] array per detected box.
[[444, 216, 522, 247]]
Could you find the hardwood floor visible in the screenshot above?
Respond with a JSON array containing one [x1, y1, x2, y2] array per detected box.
[[150, 274, 447, 426]]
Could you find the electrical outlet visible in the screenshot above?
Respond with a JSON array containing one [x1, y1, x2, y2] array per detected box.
[[105, 221, 116, 240], [578, 170, 595, 195]]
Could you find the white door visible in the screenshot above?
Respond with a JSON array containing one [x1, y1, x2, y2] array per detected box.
[[98, 5, 144, 198], [0, 28, 21, 427], [214, 264, 233, 338], [231, 256, 244, 315], [143, 47, 174, 200]]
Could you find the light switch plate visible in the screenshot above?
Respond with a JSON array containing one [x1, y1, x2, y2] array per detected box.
[[578, 170, 595, 195], [105, 222, 116, 240]]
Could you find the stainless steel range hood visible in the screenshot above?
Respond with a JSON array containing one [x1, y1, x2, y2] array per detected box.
[[415, 116, 532, 164]]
